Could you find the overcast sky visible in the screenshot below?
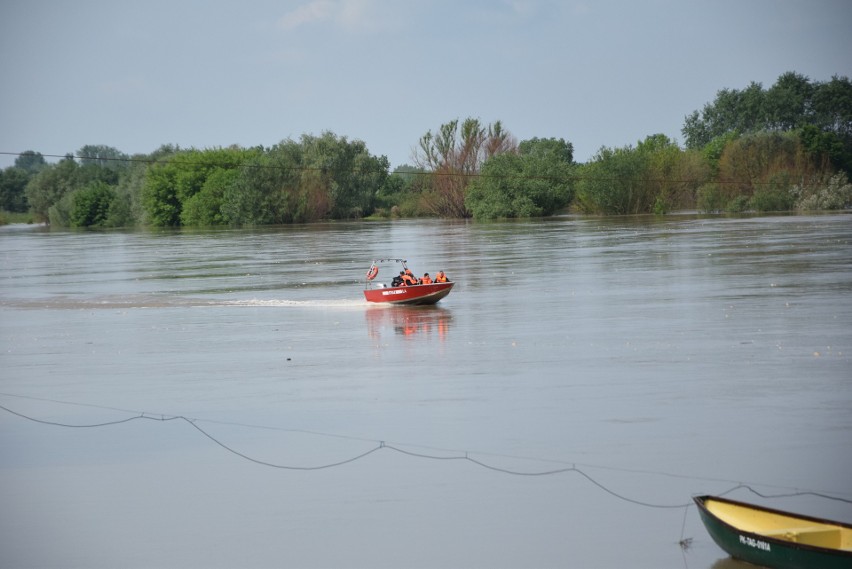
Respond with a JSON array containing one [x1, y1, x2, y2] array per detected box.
[[2, 0, 851, 170]]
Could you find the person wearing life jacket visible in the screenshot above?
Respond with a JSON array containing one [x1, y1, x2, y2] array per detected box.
[[403, 268, 419, 285], [420, 272, 433, 284], [435, 270, 449, 283]]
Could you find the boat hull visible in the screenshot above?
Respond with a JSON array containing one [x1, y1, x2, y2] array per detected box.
[[363, 282, 454, 305], [694, 496, 852, 569]]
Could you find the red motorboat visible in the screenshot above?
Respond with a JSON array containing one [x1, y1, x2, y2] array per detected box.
[[363, 259, 454, 305]]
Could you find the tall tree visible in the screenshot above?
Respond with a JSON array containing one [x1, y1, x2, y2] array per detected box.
[[14, 151, 47, 174], [222, 142, 303, 225], [25, 157, 79, 222], [414, 117, 518, 217], [765, 72, 813, 131], [812, 75, 852, 140], [683, 72, 852, 177], [77, 145, 130, 171], [299, 132, 388, 219]]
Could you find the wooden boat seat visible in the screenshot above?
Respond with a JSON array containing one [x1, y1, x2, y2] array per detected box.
[[763, 527, 842, 548]]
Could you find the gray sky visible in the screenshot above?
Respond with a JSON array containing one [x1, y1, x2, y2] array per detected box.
[[1, 0, 850, 170]]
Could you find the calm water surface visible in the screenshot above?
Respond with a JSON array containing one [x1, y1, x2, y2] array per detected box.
[[1, 214, 851, 568]]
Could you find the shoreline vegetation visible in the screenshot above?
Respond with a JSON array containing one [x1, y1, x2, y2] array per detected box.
[[2, 72, 851, 228]]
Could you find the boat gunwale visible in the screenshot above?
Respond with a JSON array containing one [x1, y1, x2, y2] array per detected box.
[[693, 495, 852, 557]]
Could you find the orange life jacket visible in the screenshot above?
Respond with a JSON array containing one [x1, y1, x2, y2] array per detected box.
[[421, 275, 433, 284], [401, 273, 417, 286], [435, 271, 448, 283]]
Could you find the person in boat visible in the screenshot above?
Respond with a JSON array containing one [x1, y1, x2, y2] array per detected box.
[[401, 270, 418, 286], [391, 272, 404, 287], [435, 270, 449, 283], [420, 272, 433, 284]]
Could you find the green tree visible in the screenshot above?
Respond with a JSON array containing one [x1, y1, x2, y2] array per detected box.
[[77, 145, 130, 172], [0, 167, 30, 212], [638, 134, 709, 213], [181, 168, 239, 226], [415, 118, 518, 217], [519, 137, 574, 162], [110, 160, 149, 226], [143, 147, 251, 226], [765, 71, 813, 131], [14, 151, 47, 174], [466, 137, 575, 219], [575, 145, 650, 214], [370, 165, 434, 217], [799, 124, 850, 173], [683, 72, 852, 210], [715, 131, 819, 211], [222, 142, 303, 225], [683, 73, 852, 176], [575, 135, 709, 215], [141, 159, 182, 226], [22, 150, 126, 225], [70, 181, 116, 227], [811, 75, 852, 140], [25, 157, 80, 221], [299, 132, 388, 219], [810, 75, 852, 173], [683, 82, 768, 149], [701, 131, 740, 176]]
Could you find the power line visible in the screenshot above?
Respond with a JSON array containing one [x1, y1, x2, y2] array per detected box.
[[2, 395, 850, 509]]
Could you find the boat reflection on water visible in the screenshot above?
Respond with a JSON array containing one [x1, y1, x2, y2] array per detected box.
[[709, 557, 761, 569], [365, 305, 453, 341]]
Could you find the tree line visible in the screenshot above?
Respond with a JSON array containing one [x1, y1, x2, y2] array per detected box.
[[1, 71, 850, 227]]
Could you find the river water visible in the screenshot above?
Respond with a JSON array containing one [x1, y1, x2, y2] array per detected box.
[[1, 214, 851, 569]]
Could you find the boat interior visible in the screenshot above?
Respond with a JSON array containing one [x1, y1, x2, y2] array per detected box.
[[705, 499, 852, 550]]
